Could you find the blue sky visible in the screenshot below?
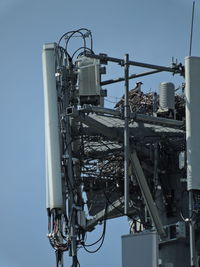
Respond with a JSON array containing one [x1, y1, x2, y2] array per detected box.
[[0, 0, 199, 266]]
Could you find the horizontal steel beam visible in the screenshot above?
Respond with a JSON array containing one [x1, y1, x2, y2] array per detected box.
[[76, 106, 184, 128], [79, 106, 121, 117], [101, 70, 162, 86], [72, 105, 184, 128], [131, 113, 184, 128], [86, 53, 184, 74]]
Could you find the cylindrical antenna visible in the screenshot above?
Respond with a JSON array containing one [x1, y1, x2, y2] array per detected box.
[[42, 43, 63, 210], [189, 1, 195, 56]]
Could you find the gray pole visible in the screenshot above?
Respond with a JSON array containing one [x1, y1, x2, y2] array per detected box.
[[66, 62, 78, 267], [189, 190, 196, 267], [189, 1, 195, 57], [124, 54, 130, 215]]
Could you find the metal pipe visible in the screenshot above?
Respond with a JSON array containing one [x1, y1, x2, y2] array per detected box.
[[153, 142, 159, 187], [86, 53, 182, 74], [128, 59, 177, 73], [189, 1, 195, 56], [101, 70, 162, 86], [55, 250, 64, 267], [65, 62, 78, 267], [124, 54, 130, 215], [189, 190, 196, 267], [153, 92, 158, 116]]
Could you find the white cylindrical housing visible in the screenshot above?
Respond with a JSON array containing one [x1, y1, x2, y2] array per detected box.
[[185, 56, 200, 190], [42, 43, 63, 209], [159, 82, 175, 110]]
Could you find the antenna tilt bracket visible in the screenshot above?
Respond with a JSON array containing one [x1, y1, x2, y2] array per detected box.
[[99, 53, 108, 65]]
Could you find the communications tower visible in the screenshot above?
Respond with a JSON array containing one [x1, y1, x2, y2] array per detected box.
[[42, 28, 200, 267]]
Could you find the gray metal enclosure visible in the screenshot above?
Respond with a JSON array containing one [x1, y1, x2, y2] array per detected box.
[[122, 232, 158, 267]]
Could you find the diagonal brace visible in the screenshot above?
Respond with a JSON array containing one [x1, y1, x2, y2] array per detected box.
[[130, 151, 166, 237]]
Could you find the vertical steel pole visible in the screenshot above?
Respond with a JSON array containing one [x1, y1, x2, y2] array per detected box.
[[55, 250, 64, 267], [124, 54, 130, 215], [189, 1, 195, 56], [66, 119, 77, 266], [153, 92, 157, 117], [153, 142, 158, 187], [64, 62, 78, 267], [189, 190, 196, 267]]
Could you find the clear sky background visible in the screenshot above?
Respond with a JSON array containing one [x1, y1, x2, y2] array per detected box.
[[0, 0, 199, 266]]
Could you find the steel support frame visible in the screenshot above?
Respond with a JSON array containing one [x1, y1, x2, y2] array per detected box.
[[69, 106, 183, 128]]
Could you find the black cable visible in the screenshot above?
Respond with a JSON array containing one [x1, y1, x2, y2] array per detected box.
[[83, 222, 107, 254], [72, 47, 94, 59], [84, 203, 108, 248], [58, 30, 78, 46], [83, 219, 106, 247], [83, 202, 108, 253], [58, 28, 89, 45], [56, 46, 71, 69], [65, 30, 86, 54], [83, 231, 106, 254], [58, 29, 93, 59]]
